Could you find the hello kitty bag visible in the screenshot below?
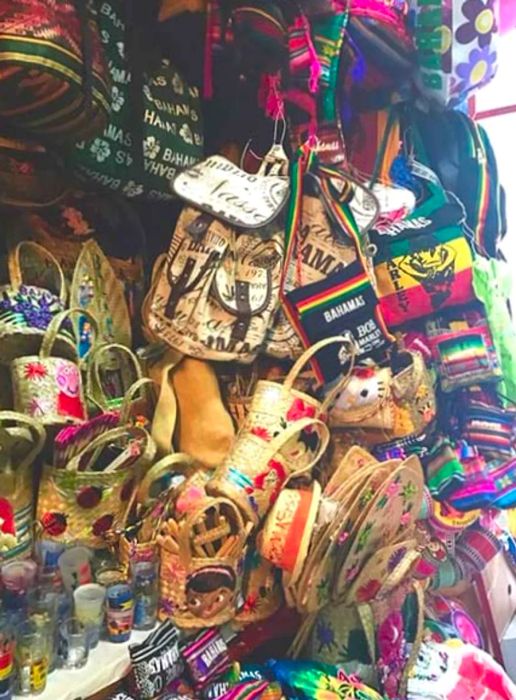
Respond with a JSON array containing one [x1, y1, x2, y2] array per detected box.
[[10, 309, 98, 427], [329, 350, 436, 444]]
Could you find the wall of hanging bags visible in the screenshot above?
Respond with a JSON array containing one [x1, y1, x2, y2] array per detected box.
[[1, 1, 516, 699]]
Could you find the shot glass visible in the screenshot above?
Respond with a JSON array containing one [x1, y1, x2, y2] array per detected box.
[[1, 560, 37, 612], [58, 617, 90, 670], [14, 622, 49, 696], [73, 584, 105, 649], [58, 547, 92, 593], [131, 560, 158, 631], [105, 584, 134, 643]]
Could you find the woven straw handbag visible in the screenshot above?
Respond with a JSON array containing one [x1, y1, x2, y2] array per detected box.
[[0, 0, 110, 142], [119, 453, 196, 574], [86, 343, 144, 414], [0, 412, 46, 562], [0, 241, 73, 365], [207, 335, 355, 525], [37, 424, 156, 549], [158, 497, 250, 629], [329, 350, 436, 446], [11, 308, 98, 427]]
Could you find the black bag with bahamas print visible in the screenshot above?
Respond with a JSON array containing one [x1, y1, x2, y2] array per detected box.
[[72, 0, 203, 201]]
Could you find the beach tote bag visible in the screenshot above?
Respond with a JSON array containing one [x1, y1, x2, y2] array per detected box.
[[0, 0, 110, 141], [72, 0, 203, 200]]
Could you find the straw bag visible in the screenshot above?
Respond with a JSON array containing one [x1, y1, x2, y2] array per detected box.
[[0, 0, 110, 141], [70, 239, 132, 350], [207, 336, 356, 525], [119, 453, 196, 574], [11, 308, 98, 427], [37, 425, 156, 548], [158, 497, 250, 628], [329, 350, 436, 445], [7, 192, 147, 323], [0, 412, 46, 562], [0, 242, 72, 365], [86, 343, 144, 413]]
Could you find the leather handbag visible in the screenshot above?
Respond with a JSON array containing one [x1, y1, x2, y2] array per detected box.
[[71, 0, 203, 200], [0, 0, 110, 141]]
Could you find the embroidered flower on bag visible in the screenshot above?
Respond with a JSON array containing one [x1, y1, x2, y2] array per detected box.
[[90, 138, 111, 163], [143, 136, 161, 160], [455, 45, 497, 97], [111, 85, 125, 113], [315, 620, 337, 653], [356, 578, 382, 603], [250, 426, 271, 441], [123, 181, 144, 198], [24, 362, 48, 381], [286, 398, 317, 423]]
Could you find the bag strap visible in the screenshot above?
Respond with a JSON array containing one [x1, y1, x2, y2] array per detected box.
[[141, 254, 167, 344], [283, 334, 355, 393], [86, 342, 144, 409], [66, 425, 155, 473], [40, 307, 98, 363], [178, 497, 246, 567], [8, 241, 67, 303], [263, 416, 331, 482]]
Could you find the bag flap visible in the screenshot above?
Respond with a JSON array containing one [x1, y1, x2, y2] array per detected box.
[[172, 155, 290, 229]]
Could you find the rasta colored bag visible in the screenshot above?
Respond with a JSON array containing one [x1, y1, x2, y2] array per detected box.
[[0, 0, 110, 142], [280, 148, 392, 384], [372, 144, 474, 327], [410, 0, 500, 107], [414, 109, 506, 259], [72, 0, 203, 200]]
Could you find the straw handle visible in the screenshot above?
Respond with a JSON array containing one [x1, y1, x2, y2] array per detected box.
[[0, 411, 46, 472], [178, 497, 246, 567], [40, 307, 98, 361], [118, 377, 156, 426], [86, 343, 143, 408], [136, 453, 196, 506], [283, 334, 354, 393], [8, 241, 67, 304], [65, 425, 151, 473]]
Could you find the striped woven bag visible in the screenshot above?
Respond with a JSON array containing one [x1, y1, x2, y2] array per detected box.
[[0, 0, 111, 142]]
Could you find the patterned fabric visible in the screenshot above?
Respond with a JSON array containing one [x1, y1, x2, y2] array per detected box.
[[410, 0, 500, 107], [0, 0, 110, 140], [72, 0, 203, 200]]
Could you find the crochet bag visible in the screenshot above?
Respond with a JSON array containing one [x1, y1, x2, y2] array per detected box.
[[72, 0, 203, 200], [37, 425, 156, 548], [410, 0, 500, 107], [0, 0, 110, 141], [10, 308, 97, 427], [0, 412, 46, 561]]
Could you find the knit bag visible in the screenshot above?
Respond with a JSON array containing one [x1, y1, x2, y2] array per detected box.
[[0, 0, 110, 142], [72, 0, 203, 200]]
